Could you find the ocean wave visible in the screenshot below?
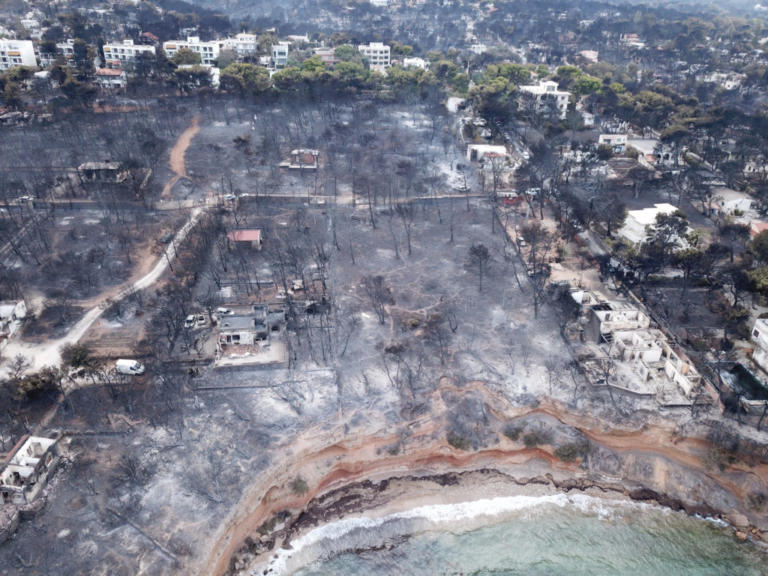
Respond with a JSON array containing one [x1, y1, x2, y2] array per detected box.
[[257, 492, 666, 575]]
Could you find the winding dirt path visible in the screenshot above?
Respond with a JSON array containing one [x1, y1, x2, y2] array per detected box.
[[162, 115, 200, 198], [1, 117, 205, 374]]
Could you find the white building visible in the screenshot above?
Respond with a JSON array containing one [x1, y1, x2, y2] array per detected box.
[[518, 80, 571, 120], [466, 144, 507, 162], [402, 56, 428, 69], [0, 300, 26, 339], [102, 39, 155, 69], [222, 33, 259, 57], [618, 203, 679, 245], [163, 36, 220, 66], [271, 42, 289, 69], [95, 68, 127, 89], [752, 319, 768, 374], [370, 0, 390, 6], [0, 436, 58, 506], [0, 40, 36, 71], [358, 42, 390, 71], [598, 134, 627, 153], [39, 39, 76, 68]]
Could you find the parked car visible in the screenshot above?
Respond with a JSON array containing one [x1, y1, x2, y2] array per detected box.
[[115, 359, 145, 375]]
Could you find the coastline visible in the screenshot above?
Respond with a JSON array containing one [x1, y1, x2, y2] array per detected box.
[[203, 396, 768, 576], [228, 468, 768, 576]]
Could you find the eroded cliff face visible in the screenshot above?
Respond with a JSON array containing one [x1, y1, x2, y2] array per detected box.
[[202, 385, 768, 576]]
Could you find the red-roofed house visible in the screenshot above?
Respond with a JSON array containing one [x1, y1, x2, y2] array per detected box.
[[227, 229, 262, 250], [95, 68, 127, 89], [750, 221, 768, 238]]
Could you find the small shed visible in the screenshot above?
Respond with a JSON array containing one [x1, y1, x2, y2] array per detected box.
[[227, 229, 262, 250]]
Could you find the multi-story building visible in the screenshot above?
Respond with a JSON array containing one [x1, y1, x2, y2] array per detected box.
[[95, 68, 127, 89], [313, 47, 337, 66], [38, 39, 77, 68], [163, 36, 219, 66], [272, 42, 289, 69], [222, 33, 259, 57], [358, 42, 390, 71], [102, 39, 155, 69], [518, 80, 571, 120], [0, 40, 36, 71]]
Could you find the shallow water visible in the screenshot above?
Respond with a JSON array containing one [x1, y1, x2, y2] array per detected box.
[[278, 494, 765, 576]]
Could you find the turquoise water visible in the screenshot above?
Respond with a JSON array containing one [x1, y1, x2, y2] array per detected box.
[[285, 495, 765, 576]]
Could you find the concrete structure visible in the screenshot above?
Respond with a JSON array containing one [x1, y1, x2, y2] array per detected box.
[[358, 42, 390, 72], [0, 436, 58, 506], [609, 329, 702, 399], [402, 56, 428, 69], [751, 319, 768, 374], [163, 36, 220, 66], [177, 64, 220, 88], [272, 42, 289, 69], [94, 68, 127, 89], [280, 149, 319, 170], [102, 40, 155, 69], [370, 0, 390, 6], [466, 144, 507, 162], [618, 203, 679, 245], [579, 49, 599, 63], [586, 301, 651, 343], [519, 80, 571, 120], [222, 33, 258, 57], [598, 134, 627, 153], [0, 40, 36, 71], [217, 314, 268, 349], [314, 47, 337, 66], [227, 229, 262, 250], [0, 300, 26, 339], [78, 161, 122, 182]]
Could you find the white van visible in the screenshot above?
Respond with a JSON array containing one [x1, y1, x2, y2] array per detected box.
[[115, 359, 145, 375]]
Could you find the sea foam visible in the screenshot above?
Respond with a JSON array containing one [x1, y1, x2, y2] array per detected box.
[[257, 492, 663, 575]]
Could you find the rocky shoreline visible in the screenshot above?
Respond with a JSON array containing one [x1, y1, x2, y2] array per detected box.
[[226, 467, 768, 575]]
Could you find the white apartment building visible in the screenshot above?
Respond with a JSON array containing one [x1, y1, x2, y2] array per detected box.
[[163, 36, 220, 66], [358, 42, 390, 71], [103, 39, 155, 68], [519, 80, 571, 120], [222, 33, 259, 57], [752, 319, 768, 374], [272, 42, 289, 69], [0, 39, 36, 71]]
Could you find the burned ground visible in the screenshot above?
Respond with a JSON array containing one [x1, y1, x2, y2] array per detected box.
[[0, 101, 578, 575]]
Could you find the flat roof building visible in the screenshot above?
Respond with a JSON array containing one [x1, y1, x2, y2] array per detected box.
[[163, 36, 220, 66], [0, 40, 36, 71]]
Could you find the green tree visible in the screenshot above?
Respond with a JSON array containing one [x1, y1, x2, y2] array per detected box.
[[221, 62, 271, 96], [170, 47, 201, 66], [751, 230, 768, 265]]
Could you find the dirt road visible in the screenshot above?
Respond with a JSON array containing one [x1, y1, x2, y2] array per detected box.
[[1, 209, 204, 374], [162, 115, 200, 198], [0, 116, 204, 374]]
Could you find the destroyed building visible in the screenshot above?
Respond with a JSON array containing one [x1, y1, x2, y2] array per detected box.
[[1, 436, 59, 506]]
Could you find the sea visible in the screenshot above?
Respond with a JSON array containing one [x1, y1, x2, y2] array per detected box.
[[258, 493, 766, 576]]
